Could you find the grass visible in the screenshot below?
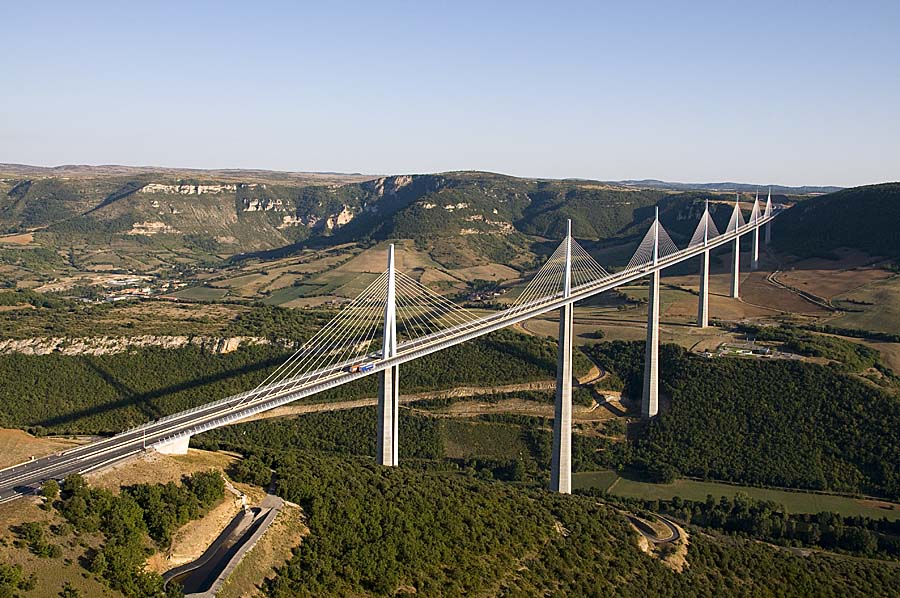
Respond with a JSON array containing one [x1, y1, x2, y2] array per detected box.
[[262, 284, 323, 305], [832, 275, 900, 336], [574, 470, 900, 520], [0, 429, 85, 469], [171, 285, 230, 301]]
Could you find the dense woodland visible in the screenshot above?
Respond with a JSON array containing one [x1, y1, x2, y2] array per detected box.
[[210, 448, 900, 597], [588, 341, 900, 498], [0, 328, 583, 434], [774, 182, 900, 260]]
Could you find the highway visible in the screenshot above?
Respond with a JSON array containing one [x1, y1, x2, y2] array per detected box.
[[0, 212, 777, 504]]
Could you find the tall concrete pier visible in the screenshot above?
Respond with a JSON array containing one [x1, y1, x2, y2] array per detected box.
[[377, 245, 399, 466], [751, 227, 760, 271], [697, 200, 711, 328], [765, 189, 773, 245], [750, 192, 760, 271], [642, 210, 660, 419], [698, 248, 709, 328], [730, 238, 740, 298], [550, 221, 574, 493]]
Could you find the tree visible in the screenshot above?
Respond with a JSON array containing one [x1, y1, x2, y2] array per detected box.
[[42, 479, 60, 501]]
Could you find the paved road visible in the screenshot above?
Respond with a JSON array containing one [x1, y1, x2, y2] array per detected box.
[[626, 513, 681, 544], [0, 214, 778, 504]]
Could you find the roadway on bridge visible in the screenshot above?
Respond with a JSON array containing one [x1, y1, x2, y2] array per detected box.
[[0, 211, 777, 504]]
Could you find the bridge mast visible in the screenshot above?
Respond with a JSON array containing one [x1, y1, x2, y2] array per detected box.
[[698, 200, 710, 328], [550, 219, 574, 493], [730, 194, 741, 299], [377, 244, 400, 466], [751, 190, 760, 271], [642, 208, 660, 419], [764, 188, 773, 245]]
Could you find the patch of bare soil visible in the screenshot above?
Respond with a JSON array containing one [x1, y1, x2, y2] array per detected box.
[[0, 429, 88, 469], [147, 493, 245, 573], [660, 520, 690, 573], [0, 232, 34, 245], [857, 499, 900, 515], [86, 449, 236, 491]]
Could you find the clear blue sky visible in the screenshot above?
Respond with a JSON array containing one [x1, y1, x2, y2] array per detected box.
[[2, 1, 898, 186]]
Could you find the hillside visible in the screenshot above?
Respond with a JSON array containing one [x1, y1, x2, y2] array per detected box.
[[1, 167, 801, 278], [773, 182, 900, 260]]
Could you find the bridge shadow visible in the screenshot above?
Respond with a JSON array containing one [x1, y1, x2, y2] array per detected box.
[[35, 353, 288, 432]]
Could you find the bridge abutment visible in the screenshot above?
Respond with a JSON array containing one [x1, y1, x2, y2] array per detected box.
[[697, 248, 709, 328], [154, 435, 190, 455]]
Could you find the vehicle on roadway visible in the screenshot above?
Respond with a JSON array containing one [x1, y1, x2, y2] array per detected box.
[[347, 363, 375, 373]]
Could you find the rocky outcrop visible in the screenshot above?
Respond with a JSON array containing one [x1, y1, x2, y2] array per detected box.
[[370, 175, 414, 197], [242, 198, 286, 212], [0, 335, 289, 356], [140, 184, 237, 195], [128, 221, 178, 235], [325, 206, 355, 230]]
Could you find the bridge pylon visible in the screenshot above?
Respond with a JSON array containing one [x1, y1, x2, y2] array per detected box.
[[764, 188, 773, 245], [730, 195, 741, 299], [642, 208, 660, 419], [697, 200, 711, 328], [550, 220, 574, 494], [377, 244, 400, 467], [750, 191, 761, 271]]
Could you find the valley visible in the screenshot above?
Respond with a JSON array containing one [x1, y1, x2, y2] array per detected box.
[[2, 169, 900, 597]]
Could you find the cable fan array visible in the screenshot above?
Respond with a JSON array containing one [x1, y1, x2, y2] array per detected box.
[[237, 270, 484, 406], [726, 198, 746, 232], [235, 199, 771, 409], [625, 220, 681, 271], [688, 209, 722, 248], [508, 237, 611, 313]]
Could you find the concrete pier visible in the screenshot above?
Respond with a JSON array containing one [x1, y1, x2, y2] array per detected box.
[[765, 222, 771, 245], [377, 366, 399, 467], [550, 302, 573, 493], [377, 244, 399, 467], [642, 268, 660, 419], [730, 238, 740, 298], [697, 248, 709, 328], [751, 226, 760, 271], [550, 220, 573, 494]]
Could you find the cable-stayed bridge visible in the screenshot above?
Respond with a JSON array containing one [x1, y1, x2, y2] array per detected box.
[[0, 192, 780, 501]]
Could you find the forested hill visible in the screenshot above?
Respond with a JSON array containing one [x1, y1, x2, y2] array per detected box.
[[0, 168, 814, 267], [773, 182, 900, 260]]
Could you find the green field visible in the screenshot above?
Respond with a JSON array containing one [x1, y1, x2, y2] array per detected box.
[[574, 471, 900, 520], [171, 285, 230, 301], [832, 275, 900, 335], [617, 284, 696, 317]]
